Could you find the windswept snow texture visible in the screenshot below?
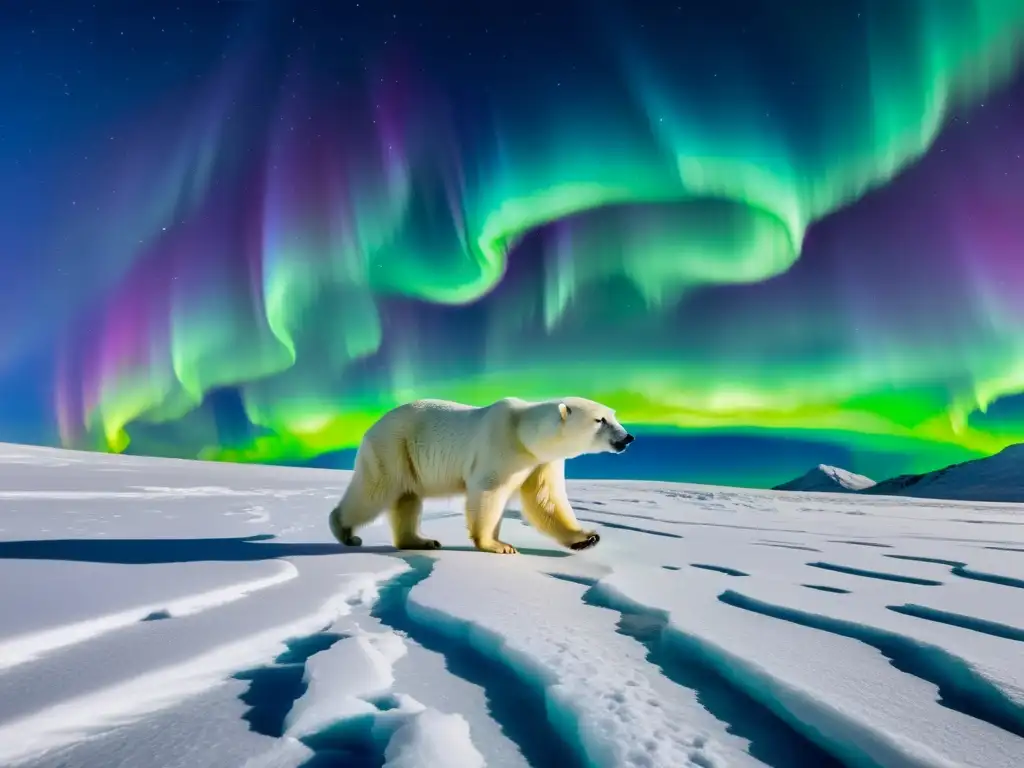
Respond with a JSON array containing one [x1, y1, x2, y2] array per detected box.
[[0, 443, 1021, 767], [773, 465, 876, 493]]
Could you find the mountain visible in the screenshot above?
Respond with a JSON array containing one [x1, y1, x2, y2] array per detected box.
[[862, 442, 1024, 503], [772, 464, 876, 493], [774, 443, 1024, 503]]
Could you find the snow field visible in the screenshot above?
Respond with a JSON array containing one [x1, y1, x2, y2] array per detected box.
[[0, 445, 1019, 767]]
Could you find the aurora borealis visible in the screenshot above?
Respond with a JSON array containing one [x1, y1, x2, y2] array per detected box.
[[3, 1, 1024, 487]]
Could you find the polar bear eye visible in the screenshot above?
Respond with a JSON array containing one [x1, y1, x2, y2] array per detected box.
[[596, 417, 606, 424]]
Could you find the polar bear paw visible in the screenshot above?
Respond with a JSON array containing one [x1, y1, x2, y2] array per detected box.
[[338, 527, 363, 547], [569, 532, 601, 551], [474, 539, 519, 555], [397, 536, 443, 551]]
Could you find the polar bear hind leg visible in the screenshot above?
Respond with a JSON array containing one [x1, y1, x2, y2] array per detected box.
[[389, 493, 441, 550], [328, 469, 389, 547], [519, 462, 600, 551]]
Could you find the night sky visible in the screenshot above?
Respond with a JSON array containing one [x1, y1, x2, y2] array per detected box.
[[2, 0, 1024, 488]]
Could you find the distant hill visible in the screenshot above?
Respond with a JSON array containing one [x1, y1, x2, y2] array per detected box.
[[862, 443, 1024, 503], [772, 464, 876, 493], [774, 443, 1024, 503]]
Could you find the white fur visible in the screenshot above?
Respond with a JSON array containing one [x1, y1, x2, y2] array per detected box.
[[328, 397, 632, 554]]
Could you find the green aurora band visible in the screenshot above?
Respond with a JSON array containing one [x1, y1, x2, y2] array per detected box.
[[47, 1, 1024, 484]]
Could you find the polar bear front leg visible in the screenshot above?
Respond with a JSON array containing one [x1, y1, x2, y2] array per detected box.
[[465, 485, 517, 554], [389, 493, 442, 550], [519, 462, 600, 551]]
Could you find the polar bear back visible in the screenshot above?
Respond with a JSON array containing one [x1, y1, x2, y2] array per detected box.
[[357, 398, 529, 498]]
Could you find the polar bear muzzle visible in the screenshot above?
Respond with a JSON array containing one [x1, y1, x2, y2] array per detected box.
[[595, 411, 633, 453], [611, 433, 635, 453]]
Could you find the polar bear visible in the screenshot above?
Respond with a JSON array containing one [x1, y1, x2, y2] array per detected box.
[[328, 397, 634, 554]]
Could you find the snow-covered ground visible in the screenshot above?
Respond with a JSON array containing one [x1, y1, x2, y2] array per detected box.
[[0, 443, 1021, 768]]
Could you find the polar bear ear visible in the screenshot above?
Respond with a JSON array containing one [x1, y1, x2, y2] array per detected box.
[[558, 402, 571, 422]]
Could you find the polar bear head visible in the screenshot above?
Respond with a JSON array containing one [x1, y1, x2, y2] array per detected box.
[[517, 397, 634, 462]]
